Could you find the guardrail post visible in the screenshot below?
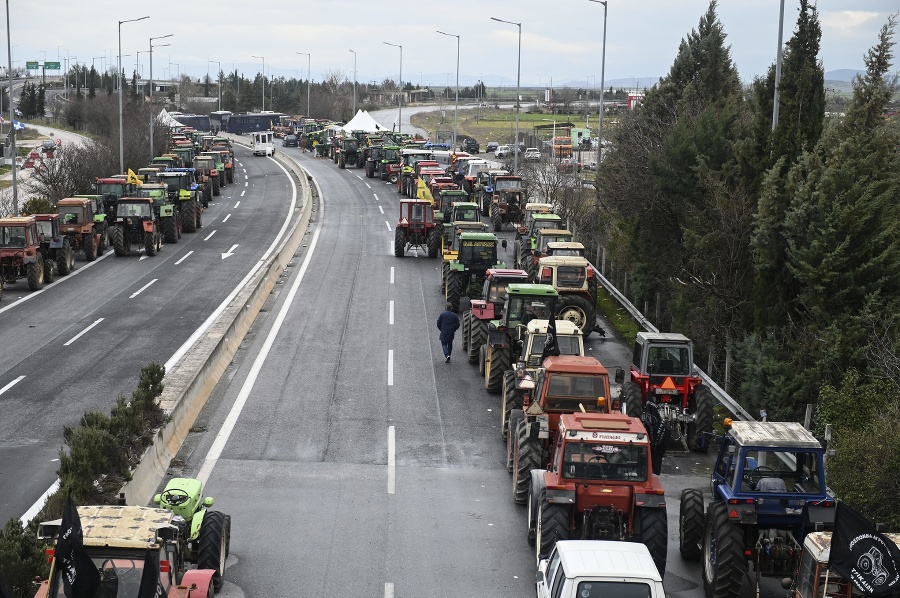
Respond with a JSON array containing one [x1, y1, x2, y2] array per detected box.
[[601, 246, 606, 276]]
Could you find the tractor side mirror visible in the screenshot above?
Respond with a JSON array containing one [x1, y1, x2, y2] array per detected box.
[[615, 368, 624, 384], [153, 494, 162, 504], [203, 497, 215, 507], [501, 239, 508, 249], [535, 571, 545, 584]]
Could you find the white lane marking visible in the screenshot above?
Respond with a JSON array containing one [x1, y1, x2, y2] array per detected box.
[[378, 205, 384, 215], [129, 279, 158, 299], [373, 193, 379, 201], [388, 350, 394, 386], [222, 214, 231, 223], [366, 182, 371, 189], [234, 201, 241, 208], [356, 174, 363, 180], [0, 250, 111, 315], [387, 427, 396, 495], [20, 478, 59, 525], [389, 300, 394, 325], [242, 168, 246, 173], [385, 583, 395, 598], [174, 251, 194, 265], [244, 181, 248, 187], [390, 267, 394, 284], [63, 318, 104, 346], [240, 190, 245, 197], [165, 156, 297, 373], [385, 221, 391, 231], [245, 174, 249, 180], [0, 375, 25, 396], [221, 244, 239, 259], [204, 230, 217, 241], [195, 176, 320, 486]]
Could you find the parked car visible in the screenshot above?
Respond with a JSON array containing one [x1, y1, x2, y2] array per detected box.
[[557, 158, 581, 173], [459, 138, 479, 153], [486, 141, 499, 153], [282, 134, 299, 147], [536, 541, 666, 598], [524, 147, 542, 162], [495, 145, 511, 158]]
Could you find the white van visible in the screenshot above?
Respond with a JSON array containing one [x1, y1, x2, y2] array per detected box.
[[536, 541, 666, 598], [252, 131, 275, 157]]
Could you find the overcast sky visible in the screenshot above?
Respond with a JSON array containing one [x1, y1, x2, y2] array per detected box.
[[4, 1, 896, 89]]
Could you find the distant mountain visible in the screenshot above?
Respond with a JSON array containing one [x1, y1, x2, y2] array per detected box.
[[825, 69, 864, 82], [555, 76, 660, 91]]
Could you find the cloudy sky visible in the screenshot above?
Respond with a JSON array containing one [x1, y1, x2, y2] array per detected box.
[[4, 1, 895, 88]]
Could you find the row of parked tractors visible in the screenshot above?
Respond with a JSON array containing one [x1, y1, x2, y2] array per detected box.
[[0, 129, 235, 301], [384, 145, 841, 597]]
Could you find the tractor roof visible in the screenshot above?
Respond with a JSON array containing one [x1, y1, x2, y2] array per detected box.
[[487, 268, 530, 280], [728, 421, 822, 449], [38, 506, 175, 549], [399, 199, 432, 205], [506, 283, 558, 296], [525, 202, 554, 211], [440, 190, 469, 197], [547, 241, 585, 250], [459, 232, 497, 241], [34, 213, 59, 221], [551, 540, 662, 583], [0, 216, 36, 226], [537, 229, 573, 237], [533, 213, 563, 221], [558, 413, 649, 442], [538, 256, 590, 267], [527, 319, 582, 336], [451, 202, 479, 208], [57, 197, 93, 207], [636, 332, 691, 344], [120, 197, 154, 204], [543, 355, 608, 375]]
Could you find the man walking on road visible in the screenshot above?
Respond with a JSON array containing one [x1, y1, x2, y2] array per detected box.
[[436, 302, 460, 362]]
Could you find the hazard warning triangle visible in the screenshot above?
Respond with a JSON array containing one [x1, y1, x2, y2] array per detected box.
[[661, 377, 677, 389]]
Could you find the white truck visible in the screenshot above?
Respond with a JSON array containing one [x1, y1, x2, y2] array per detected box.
[[252, 130, 275, 157], [536, 541, 666, 598]]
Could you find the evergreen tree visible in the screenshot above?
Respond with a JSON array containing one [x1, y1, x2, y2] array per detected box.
[[36, 84, 45, 117], [88, 66, 96, 100]]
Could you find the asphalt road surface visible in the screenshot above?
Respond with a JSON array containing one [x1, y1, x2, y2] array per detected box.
[[0, 146, 298, 524]]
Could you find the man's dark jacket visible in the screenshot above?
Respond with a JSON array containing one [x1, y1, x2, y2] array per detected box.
[[436, 310, 460, 342]]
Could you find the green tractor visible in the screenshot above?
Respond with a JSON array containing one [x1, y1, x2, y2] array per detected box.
[[154, 477, 232, 593], [443, 231, 506, 313], [156, 170, 204, 233], [200, 150, 228, 188], [139, 183, 181, 243]]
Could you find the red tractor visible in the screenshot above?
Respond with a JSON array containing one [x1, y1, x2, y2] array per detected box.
[[461, 268, 530, 365], [0, 216, 49, 295], [528, 412, 668, 575], [394, 199, 440, 258], [620, 331, 714, 452]]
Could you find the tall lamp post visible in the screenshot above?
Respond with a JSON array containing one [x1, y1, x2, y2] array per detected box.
[[119, 15, 149, 174], [588, 0, 607, 167], [251, 55, 265, 111], [208, 59, 221, 111], [772, 0, 786, 130], [349, 49, 357, 114], [6, 0, 18, 214], [383, 42, 402, 134], [490, 17, 521, 172], [296, 52, 311, 117], [148, 33, 172, 157], [436, 30, 459, 149]]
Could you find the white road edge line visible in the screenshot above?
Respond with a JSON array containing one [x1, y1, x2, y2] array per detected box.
[[195, 171, 320, 486], [174, 251, 194, 265], [385, 582, 395, 598], [390, 267, 394, 284], [20, 478, 59, 525], [0, 375, 25, 397], [366, 183, 371, 189], [64, 318, 104, 346], [0, 251, 112, 315], [129, 279, 158, 299], [222, 214, 231, 223], [388, 349, 394, 386], [204, 230, 217, 241], [387, 427, 396, 495], [389, 300, 394, 325]]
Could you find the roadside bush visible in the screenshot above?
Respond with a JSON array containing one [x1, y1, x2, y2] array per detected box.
[[20, 197, 53, 215], [0, 519, 48, 598]]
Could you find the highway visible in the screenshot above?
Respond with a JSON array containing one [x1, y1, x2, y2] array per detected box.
[[0, 144, 299, 524]]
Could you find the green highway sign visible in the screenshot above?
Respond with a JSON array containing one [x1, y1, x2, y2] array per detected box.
[[25, 61, 38, 69], [44, 61, 61, 70]]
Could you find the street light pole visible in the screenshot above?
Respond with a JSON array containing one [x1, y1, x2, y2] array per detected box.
[[588, 0, 607, 166], [383, 42, 402, 134], [490, 17, 521, 172], [349, 49, 357, 114], [251, 55, 265, 111], [6, 0, 18, 215], [436, 30, 460, 150], [119, 15, 149, 174], [296, 52, 311, 117], [148, 34, 172, 158], [772, 0, 786, 131]]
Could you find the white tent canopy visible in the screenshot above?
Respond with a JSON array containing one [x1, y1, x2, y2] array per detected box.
[[341, 110, 386, 133], [157, 109, 184, 128]]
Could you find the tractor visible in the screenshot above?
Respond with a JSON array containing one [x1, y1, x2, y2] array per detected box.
[[515, 215, 564, 277], [192, 156, 220, 200], [157, 170, 204, 233], [479, 169, 513, 215], [440, 201, 484, 249], [0, 216, 50, 292], [619, 332, 714, 451], [139, 183, 181, 243], [200, 150, 228, 188], [334, 135, 360, 169], [480, 283, 558, 393], [461, 268, 530, 366], [364, 145, 385, 178], [34, 504, 225, 597], [521, 228, 574, 279], [487, 175, 526, 229], [57, 196, 109, 261], [434, 190, 469, 237], [373, 144, 401, 182], [535, 255, 601, 338], [109, 197, 162, 257], [528, 412, 668, 574], [34, 214, 76, 281], [95, 177, 141, 226], [443, 231, 504, 313], [679, 420, 836, 598], [394, 199, 439, 258]]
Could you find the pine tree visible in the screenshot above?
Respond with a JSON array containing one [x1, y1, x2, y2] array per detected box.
[[36, 84, 45, 117], [88, 66, 96, 99]]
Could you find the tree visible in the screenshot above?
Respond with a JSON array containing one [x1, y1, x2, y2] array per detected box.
[[36, 84, 46, 117], [0, 518, 48, 598], [88, 66, 97, 99]]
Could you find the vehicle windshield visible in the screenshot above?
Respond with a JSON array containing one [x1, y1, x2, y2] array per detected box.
[[35, 220, 54, 239], [729, 449, 824, 494], [59, 206, 84, 225], [139, 189, 166, 201], [533, 219, 560, 232], [453, 208, 479, 222], [0, 226, 27, 247], [345, 139, 358, 150], [556, 266, 587, 288], [563, 440, 648, 481], [49, 554, 171, 598], [458, 239, 496, 265], [506, 296, 553, 325], [96, 184, 126, 198], [383, 149, 399, 161], [495, 179, 521, 190], [646, 345, 691, 375], [527, 334, 581, 358], [550, 248, 583, 257], [544, 374, 608, 412], [117, 203, 151, 218], [157, 177, 184, 192], [575, 581, 652, 598]]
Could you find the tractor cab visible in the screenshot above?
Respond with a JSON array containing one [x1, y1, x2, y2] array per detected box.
[[502, 283, 558, 330], [116, 198, 154, 221], [534, 229, 574, 258], [399, 199, 433, 226], [518, 203, 555, 235], [95, 178, 140, 223], [394, 200, 439, 258], [545, 241, 586, 258]]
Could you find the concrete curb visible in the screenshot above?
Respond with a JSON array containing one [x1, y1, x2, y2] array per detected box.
[[120, 148, 314, 505]]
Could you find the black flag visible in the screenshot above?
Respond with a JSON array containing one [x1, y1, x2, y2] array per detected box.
[[541, 313, 561, 361], [56, 494, 100, 598], [829, 501, 900, 595], [137, 547, 168, 598]]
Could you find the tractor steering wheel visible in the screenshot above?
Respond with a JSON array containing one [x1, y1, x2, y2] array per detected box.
[[745, 466, 776, 488], [588, 455, 610, 463], [161, 488, 191, 506]]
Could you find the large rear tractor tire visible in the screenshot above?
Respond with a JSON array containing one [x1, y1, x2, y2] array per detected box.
[[227, 168, 234, 184], [212, 175, 221, 197], [365, 162, 375, 178], [161, 216, 178, 244], [485, 344, 510, 394], [536, 503, 569, 562], [83, 233, 96, 261], [702, 502, 746, 598], [501, 371, 520, 441], [637, 507, 668, 577], [621, 381, 644, 418], [481, 194, 490, 216], [513, 422, 540, 504], [679, 488, 705, 560], [507, 410, 523, 472], [467, 318, 488, 365], [111, 225, 127, 256], [56, 241, 74, 275], [27, 260, 44, 291], [198, 510, 227, 594], [426, 230, 439, 258], [339, 156, 346, 169], [688, 385, 715, 452], [145, 231, 158, 256], [446, 270, 463, 313], [394, 229, 406, 257], [219, 170, 226, 187], [43, 259, 55, 284], [557, 294, 595, 338], [490, 203, 502, 232], [182, 202, 198, 233], [388, 172, 399, 184]]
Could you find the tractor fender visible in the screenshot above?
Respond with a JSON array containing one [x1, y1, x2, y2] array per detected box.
[[181, 568, 214, 593], [469, 299, 494, 320], [545, 487, 576, 506], [487, 325, 508, 347], [142, 221, 155, 233], [49, 238, 64, 249], [22, 254, 37, 265], [189, 509, 207, 541], [634, 493, 667, 508], [449, 261, 465, 272], [93, 214, 107, 223]]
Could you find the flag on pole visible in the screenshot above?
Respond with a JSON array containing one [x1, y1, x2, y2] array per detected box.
[[56, 494, 101, 598], [829, 501, 900, 595], [13, 121, 24, 131], [540, 312, 560, 361], [137, 547, 168, 598]]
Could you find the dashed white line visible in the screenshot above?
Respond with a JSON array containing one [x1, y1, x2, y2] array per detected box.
[[204, 230, 217, 241], [242, 167, 246, 173], [385, 582, 395, 598], [244, 181, 248, 187], [129, 279, 158, 299], [366, 182, 371, 189], [387, 427, 396, 495], [378, 205, 384, 215], [373, 193, 379, 201], [63, 318, 104, 346], [389, 300, 394, 325], [234, 201, 241, 208], [240, 190, 245, 197], [244, 174, 249, 180], [390, 267, 394, 284], [0, 375, 25, 397], [356, 174, 363, 180], [385, 221, 391, 231], [174, 251, 194, 265], [222, 214, 231, 222], [388, 350, 394, 386]]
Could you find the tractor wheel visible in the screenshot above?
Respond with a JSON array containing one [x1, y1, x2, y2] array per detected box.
[[145, 231, 157, 256], [478, 344, 487, 375], [43, 259, 55, 284], [446, 270, 463, 313], [204, 185, 212, 207], [56, 241, 73, 275], [527, 474, 544, 546], [223, 514, 232, 559], [468, 318, 488, 365], [394, 229, 406, 257], [441, 262, 450, 293], [212, 175, 221, 196], [513, 421, 540, 504], [536, 503, 569, 562], [388, 173, 399, 184], [500, 370, 518, 441], [161, 216, 178, 244], [507, 410, 523, 472], [182, 202, 198, 233], [490, 204, 502, 232], [688, 385, 715, 452], [339, 156, 346, 169], [637, 507, 668, 577], [485, 343, 509, 394], [679, 488, 705, 560], [365, 162, 374, 178], [426, 230, 439, 258], [227, 169, 234, 184], [111, 225, 127, 256], [83, 233, 96, 261], [198, 510, 227, 594], [461, 312, 470, 351], [702, 502, 745, 598], [621, 381, 644, 418], [26, 260, 44, 291], [219, 170, 226, 187], [481, 194, 489, 217], [556, 295, 596, 338]]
